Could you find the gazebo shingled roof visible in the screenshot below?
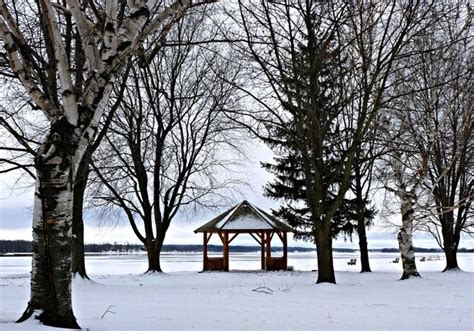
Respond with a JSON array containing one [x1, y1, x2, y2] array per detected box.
[[194, 200, 293, 272], [194, 200, 293, 233]]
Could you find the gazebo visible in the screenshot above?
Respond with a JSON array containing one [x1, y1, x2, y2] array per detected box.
[[194, 200, 293, 271]]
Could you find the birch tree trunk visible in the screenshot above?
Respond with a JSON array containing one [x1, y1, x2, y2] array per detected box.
[[17, 119, 85, 329], [397, 194, 421, 280]]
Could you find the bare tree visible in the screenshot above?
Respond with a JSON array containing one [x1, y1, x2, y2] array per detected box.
[[227, 0, 435, 284], [0, 0, 216, 327], [349, 125, 380, 273], [378, 134, 427, 280], [400, 4, 473, 271], [91, 11, 244, 273]]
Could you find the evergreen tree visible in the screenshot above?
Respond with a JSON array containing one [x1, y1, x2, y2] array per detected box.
[[263, 134, 376, 244]]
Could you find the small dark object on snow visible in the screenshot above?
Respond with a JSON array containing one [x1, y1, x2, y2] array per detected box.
[[347, 259, 357, 265]]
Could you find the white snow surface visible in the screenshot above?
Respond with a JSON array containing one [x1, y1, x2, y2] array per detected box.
[[222, 214, 273, 230], [214, 205, 240, 228], [0, 252, 473, 330]]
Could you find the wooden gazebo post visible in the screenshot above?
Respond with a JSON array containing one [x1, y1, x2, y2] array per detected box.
[[260, 231, 265, 270], [265, 231, 272, 270], [203, 231, 208, 270], [223, 231, 229, 271]]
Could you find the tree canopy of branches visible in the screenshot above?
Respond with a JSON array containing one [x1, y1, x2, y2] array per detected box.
[[91, 10, 244, 273], [0, 0, 216, 328], [386, 3, 473, 272]]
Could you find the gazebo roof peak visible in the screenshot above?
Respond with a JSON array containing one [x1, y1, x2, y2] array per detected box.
[[194, 200, 293, 233]]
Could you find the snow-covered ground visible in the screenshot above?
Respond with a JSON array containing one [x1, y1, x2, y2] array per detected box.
[[0, 252, 473, 330]]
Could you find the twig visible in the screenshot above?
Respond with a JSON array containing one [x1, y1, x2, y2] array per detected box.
[[100, 305, 116, 319], [252, 286, 274, 295]]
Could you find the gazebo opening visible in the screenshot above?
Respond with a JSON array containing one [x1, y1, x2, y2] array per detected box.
[[194, 200, 293, 271]]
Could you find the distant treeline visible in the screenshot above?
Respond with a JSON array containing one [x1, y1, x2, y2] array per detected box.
[[0, 240, 315, 254], [1, 240, 473, 254]]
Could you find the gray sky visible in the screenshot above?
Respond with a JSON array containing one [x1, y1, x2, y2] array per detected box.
[[1, 142, 472, 249]]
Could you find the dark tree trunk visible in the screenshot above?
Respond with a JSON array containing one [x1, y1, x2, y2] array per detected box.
[[315, 222, 336, 284], [357, 219, 371, 273], [354, 153, 372, 272], [146, 243, 162, 273], [441, 212, 461, 271], [71, 151, 90, 279], [145, 232, 166, 273], [443, 246, 459, 271], [355, 183, 371, 272], [18, 122, 81, 329]]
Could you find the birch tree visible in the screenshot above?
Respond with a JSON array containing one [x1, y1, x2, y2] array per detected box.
[[413, 4, 473, 271], [0, 0, 216, 328]]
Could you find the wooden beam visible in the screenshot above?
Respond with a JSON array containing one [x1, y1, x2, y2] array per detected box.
[[249, 232, 262, 245], [217, 231, 225, 244], [228, 233, 239, 244], [205, 232, 213, 245], [276, 231, 284, 242]]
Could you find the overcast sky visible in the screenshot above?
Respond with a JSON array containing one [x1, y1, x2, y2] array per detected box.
[[1, 142, 472, 250]]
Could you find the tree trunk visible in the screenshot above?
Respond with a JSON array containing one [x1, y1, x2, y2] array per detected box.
[[441, 212, 461, 271], [357, 219, 371, 273], [443, 244, 460, 271], [315, 222, 336, 284], [354, 151, 371, 273], [18, 122, 81, 328], [71, 151, 90, 279], [145, 235, 165, 273], [398, 199, 420, 280]]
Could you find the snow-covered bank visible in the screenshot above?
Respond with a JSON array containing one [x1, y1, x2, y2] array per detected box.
[[0, 253, 473, 330]]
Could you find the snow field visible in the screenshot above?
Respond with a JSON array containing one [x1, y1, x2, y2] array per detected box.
[[0, 253, 473, 330]]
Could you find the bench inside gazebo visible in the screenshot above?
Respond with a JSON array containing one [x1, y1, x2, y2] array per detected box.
[[194, 200, 293, 271]]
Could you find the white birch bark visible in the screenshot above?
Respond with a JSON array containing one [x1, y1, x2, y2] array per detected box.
[[39, 0, 78, 125], [392, 156, 421, 280]]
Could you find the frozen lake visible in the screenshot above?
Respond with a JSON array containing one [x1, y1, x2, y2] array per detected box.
[[1, 251, 473, 277]]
